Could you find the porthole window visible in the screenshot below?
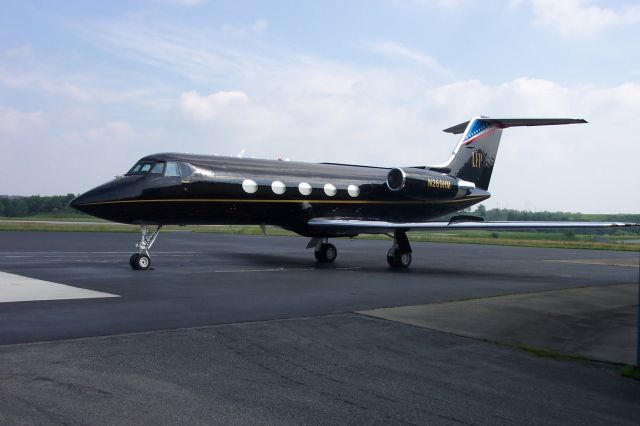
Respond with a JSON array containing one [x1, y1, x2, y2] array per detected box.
[[347, 185, 360, 197], [298, 182, 312, 196], [271, 180, 286, 195], [324, 183, 337, 197], [242, 179, 258, 194]]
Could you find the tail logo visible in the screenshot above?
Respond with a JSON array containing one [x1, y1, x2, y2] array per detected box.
[[463, 120, 493, 145], [471, 151, 484, 168]]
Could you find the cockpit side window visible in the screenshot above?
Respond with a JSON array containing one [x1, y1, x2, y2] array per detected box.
[[164, 161, 181, 177], [179, 162, 192, 178], [150, 162, 165, 174]]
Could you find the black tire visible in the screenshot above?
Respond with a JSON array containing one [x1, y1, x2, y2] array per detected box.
[[323, 243, 337, 262], [387, 248, 411, 269], [130, 253, 151, 270], [130, 253, 140, 270], [387, 248, 397, 268], [315, 243, 337, 263]]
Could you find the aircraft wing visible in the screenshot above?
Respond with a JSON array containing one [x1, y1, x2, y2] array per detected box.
[[307, 218, 639, 234]]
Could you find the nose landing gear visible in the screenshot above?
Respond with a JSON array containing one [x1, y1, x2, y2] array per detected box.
[[130, 225, 163, 270]]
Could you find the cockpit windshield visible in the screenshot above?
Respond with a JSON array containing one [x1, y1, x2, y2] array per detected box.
[[126, 160, 204, 178], [126, 161, 164, 176]]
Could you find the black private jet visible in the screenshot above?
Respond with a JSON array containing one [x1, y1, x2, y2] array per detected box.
[[71, 116, 638, 270]]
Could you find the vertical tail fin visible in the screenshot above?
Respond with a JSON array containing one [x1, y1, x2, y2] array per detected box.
[[434, 116, 587, 190]]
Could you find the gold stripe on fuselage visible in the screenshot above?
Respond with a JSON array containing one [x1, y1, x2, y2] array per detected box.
[[80, 196, 487, 206]]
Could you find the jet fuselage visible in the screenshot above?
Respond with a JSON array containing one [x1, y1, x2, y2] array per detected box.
[[71, 153, 490, 237]]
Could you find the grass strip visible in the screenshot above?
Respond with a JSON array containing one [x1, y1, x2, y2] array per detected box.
[[621, 365, 640, 380], [0, 221, 638, 251]]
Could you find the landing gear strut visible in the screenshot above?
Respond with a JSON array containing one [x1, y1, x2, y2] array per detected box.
[[130, 225, 163, 270], [387, 230, 412, 269], [310, 237, 337, 263]]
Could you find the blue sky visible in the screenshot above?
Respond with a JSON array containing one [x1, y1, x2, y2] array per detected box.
[[1, 0, 639, 212]]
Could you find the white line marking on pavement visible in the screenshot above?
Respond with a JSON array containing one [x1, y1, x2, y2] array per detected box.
[[214, 267, 314, 273], [0, 271, 119, 303], [214, 266, 361, 273], [0, 252, 207, 255]]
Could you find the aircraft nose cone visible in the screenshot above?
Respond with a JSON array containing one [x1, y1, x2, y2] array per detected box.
[[69, 177, 141, 222], [69, 194, 89, 213]]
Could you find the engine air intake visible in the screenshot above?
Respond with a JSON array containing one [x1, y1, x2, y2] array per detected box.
[[386, 168, 407, 191]]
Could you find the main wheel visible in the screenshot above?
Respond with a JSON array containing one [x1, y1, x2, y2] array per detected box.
[[387, 248, 411, 269], [130, 253, 140, 269], [314, 243, 337, 263], [130, 253, 151, 270]]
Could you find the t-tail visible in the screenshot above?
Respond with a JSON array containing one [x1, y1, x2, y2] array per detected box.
[[433, 116, 587, 190]]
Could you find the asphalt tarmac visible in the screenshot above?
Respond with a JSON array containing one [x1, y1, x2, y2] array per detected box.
[[0, 231, 639, 424]]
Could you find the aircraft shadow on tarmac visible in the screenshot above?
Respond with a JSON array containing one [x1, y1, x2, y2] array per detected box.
[[210, 250, 571, 282]]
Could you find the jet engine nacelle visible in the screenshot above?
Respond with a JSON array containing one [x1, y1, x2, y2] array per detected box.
[[386, 168, 473, 199]]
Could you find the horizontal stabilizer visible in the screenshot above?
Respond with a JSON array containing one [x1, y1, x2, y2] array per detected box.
[[443, 118, 588, 135]]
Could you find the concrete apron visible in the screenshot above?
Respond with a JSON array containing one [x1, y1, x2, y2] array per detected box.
[[360, 283, 638, 365]]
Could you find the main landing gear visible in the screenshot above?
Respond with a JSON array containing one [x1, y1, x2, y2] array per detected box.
[[312, 238, 338, 263], [387, 230, 412, 269], [308, 231, 412, 269], [130, 225, 163, 270]]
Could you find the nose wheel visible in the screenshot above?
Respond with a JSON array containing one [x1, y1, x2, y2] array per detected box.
[[130, 253, 152, 270], [130, 225, 162, 270]]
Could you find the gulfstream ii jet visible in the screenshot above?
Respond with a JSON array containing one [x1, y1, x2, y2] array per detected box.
[[71, 116, 638, 270]]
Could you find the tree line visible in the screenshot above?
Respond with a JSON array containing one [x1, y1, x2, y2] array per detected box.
[[471, 205, 639, 224], [0, 195, 638, 227], [0, 194, 80, 217]]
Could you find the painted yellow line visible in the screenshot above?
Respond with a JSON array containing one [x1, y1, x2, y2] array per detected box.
[[81, 196, 487, 206]]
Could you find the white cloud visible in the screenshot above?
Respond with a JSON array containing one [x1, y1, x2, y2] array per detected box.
[[171, 76, 640, 212], [222, 19, 268, 36], [0, 46, 168, 107], [389, 0, 468, 8], [0, 107, 45, 134], [422, 78, 640, 211], [180, 90, 249, 120], [368, 41, 451, 76], [148, 0, 206, 6], [425, 77, 574, 116], [3, 18, 639, 211], [530, 0, 640, 38], [94, 23, 271, 82], [4, 44, 33, 58]]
